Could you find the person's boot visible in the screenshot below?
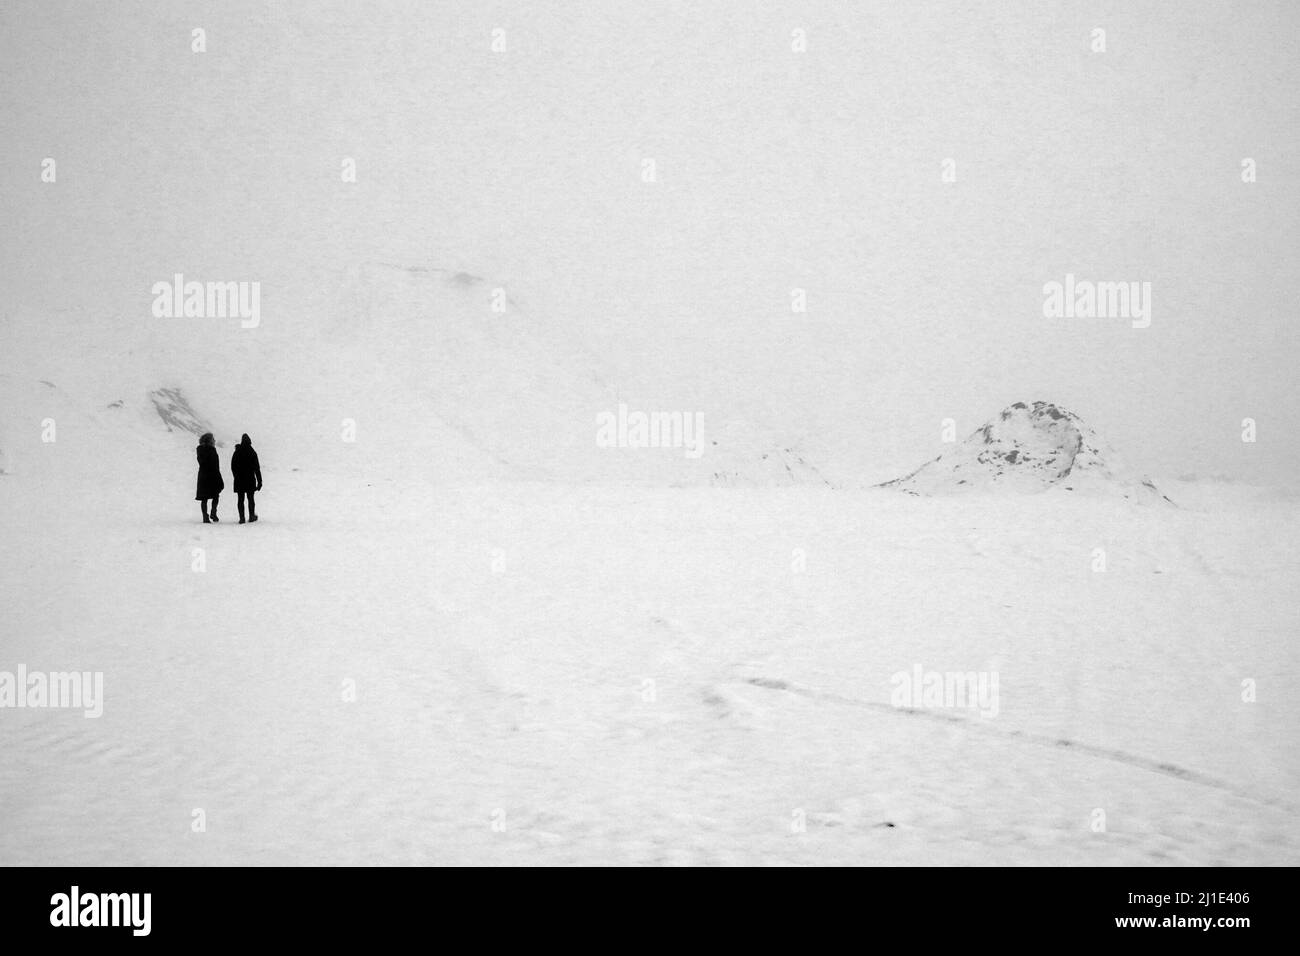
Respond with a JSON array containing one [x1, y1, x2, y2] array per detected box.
[[250, 514, 258, 522]]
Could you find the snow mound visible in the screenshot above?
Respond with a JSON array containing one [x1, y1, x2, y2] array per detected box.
[[879, 401, 1173, 503]]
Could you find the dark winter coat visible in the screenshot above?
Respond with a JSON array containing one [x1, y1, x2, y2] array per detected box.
[[230, 440, 262, 493], [195, 443, 224, 500]]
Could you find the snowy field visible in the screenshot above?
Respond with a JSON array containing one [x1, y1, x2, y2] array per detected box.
[[2, 294, 1298, 867], [2, 454, 1297, 865]]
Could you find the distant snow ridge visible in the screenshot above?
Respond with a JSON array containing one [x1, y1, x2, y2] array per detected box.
[[704, 418, 833, 488], [880, 401, 1173, 503], [711, 447, 832, 488], [148, 387, 221, 446]]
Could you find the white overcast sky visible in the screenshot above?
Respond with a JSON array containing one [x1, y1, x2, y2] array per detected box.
[[3, 1, 1297, 483]]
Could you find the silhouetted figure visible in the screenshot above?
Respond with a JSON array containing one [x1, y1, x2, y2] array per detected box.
[[230, 433, 262, 524], [195, 432, 224, 523]]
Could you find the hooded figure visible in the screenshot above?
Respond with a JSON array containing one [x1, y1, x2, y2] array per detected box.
[[230, 433, 262, 524], [195, 432, 224, 522]]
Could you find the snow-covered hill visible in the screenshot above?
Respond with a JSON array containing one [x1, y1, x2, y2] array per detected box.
[[880, 401, 1173, 503], [1, 263, 835, 490], [704, 419, 832, 488], [328, 261, 831, 487], [331, 261, 614, 481]]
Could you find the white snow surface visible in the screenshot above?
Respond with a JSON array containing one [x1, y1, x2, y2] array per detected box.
[[1, 298, 1298, 866]]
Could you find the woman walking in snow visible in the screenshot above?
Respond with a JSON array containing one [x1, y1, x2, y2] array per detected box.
[[195, 432, 224, 523], [230, 433, 262, 523]]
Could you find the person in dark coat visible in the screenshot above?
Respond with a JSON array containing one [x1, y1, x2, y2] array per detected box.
[[230, 433, 262, 524], [195, 432, 224, 523]]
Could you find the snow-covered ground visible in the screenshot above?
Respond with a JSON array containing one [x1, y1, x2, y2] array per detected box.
[[2, 458, 1297, 864]]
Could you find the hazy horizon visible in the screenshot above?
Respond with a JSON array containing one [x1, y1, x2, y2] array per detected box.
[[4, 0, 1297, 485]]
